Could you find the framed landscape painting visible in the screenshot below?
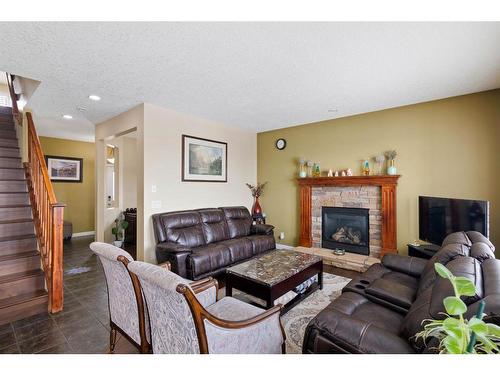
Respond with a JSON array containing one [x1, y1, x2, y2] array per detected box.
[[45, 155, 83, 183], [182, 135, 227, 182]]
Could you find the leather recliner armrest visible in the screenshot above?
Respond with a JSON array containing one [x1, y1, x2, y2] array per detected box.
[[156, 242, 193, 279], [382, 254, 427, 277], [365, 278, 416, 310], [156, 242, 192, 253], [251, 224, 275, 235]]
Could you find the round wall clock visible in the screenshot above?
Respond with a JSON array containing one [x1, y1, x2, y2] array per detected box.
[[275, 138, 287, 150]]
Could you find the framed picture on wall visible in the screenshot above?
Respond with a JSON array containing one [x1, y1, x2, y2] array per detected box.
[[182, 135, 227, 182], [45, 155, 83, 183]]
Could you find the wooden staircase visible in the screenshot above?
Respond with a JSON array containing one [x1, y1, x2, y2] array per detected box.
[[0, 106, 48, 325]]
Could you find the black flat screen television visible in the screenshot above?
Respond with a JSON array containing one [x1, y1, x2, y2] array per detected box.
[[419, 196, 489, 246]]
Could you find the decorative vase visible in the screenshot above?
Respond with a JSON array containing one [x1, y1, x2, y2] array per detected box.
[[298, 158, 307, 178], [252, 197, 262, 217], [387, 160, 397, 175], [362, 160, 370, 176]]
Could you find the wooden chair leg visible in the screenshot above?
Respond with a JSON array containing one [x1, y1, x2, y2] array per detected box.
[[109, 326, 118, 354]]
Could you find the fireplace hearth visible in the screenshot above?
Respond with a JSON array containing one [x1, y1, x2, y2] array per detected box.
[[322, 206, 370, 255]]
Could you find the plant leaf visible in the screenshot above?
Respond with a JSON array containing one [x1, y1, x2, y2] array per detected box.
[[454, 277, 476, 297], [442, 317, 463, 339], [468, 317, 488, 336], [443, 336, 463, 354], [443, 296, 467, 316], [475, 334, 498, 353], [435, 263, 453, 280], [486, 323, 500, 337]]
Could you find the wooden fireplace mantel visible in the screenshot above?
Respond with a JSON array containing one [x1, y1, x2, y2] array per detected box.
[[297, 175, 401, 257]]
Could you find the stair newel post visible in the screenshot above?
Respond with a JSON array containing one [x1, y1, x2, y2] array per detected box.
[[50, 203, 65, 313]]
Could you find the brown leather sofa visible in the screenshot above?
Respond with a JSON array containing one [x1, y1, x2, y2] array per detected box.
[[303, 231, 499, 353], [152, 206, 275, 280]]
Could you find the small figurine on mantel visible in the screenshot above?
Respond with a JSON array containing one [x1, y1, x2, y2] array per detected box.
[[341, 170, 346, 177], [327, 169, 333, 177], [346, 168, 353, 176], [334, 170, 339, 177]]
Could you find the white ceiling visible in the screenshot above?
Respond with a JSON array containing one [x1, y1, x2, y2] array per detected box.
[[0, 22, 499, 142]]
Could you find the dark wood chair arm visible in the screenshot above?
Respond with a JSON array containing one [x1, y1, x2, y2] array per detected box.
[[202, 303, 283, 330], [158, 261, 171, 271], [177, 283, 285, 353], [189, 277, 219, 296]]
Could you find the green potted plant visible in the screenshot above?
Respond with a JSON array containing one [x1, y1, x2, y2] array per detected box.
[[416, 263, 500, 353], [112, 216, 129, 248]]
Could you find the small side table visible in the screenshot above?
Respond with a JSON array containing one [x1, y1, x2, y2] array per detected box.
[[407, 243, 440, 260]]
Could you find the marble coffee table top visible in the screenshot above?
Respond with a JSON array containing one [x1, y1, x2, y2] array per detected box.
[[227, 249, 322, 286]]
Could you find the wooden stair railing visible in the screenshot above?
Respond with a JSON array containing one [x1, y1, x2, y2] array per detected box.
[[23, 112, 66, 313], [5, 72, 20, 125]]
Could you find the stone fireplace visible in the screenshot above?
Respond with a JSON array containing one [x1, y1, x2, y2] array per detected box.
[[313, 186, 381, 257], [298, 175, 400, 258], [321, 206, 370, 255]]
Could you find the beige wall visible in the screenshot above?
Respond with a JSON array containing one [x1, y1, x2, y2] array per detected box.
[[141, 103, 256, 263], [0, 83, 8, 96], [39, 136, 96, 234], [257, 90, 500, 253], [121, 136, 138, 209]]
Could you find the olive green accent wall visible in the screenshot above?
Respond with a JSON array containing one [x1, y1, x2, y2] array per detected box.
[[257, 90, 500, 254], [39, 137, 95, 233]]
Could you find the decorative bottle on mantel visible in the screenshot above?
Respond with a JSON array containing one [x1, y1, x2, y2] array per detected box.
[[362, 159, 370, 176], [298, 158, 307, 178], [385, 150, 397, 175]]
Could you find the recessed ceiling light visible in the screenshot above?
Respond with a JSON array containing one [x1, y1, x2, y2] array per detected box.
[[88, 95, 101, 101], [62, 114, 73, 120]]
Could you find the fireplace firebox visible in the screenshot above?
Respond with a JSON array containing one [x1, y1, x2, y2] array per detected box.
[[322, 206, 370, 255]]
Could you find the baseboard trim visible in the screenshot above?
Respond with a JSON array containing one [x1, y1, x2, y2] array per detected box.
[[72, 231, 96, 238], [276, 243, 294, 250]]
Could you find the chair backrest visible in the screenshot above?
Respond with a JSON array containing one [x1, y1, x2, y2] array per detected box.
[[127, 260, 200, 354], [89, 242, 150, 347]]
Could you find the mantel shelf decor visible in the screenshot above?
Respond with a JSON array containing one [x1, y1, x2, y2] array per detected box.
[[297, 175, 401, 257]]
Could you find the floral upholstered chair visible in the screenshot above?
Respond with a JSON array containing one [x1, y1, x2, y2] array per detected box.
[[128, 261, 286, 354], [89, 242, 151, 353]]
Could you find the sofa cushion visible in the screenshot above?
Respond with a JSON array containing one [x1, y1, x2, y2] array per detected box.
[[219, 238, 254, 263], [430, 257, 483, 317], [198, 208, 230, 244], [220, 206, 252, 239], [246, 234, 275, 255], [441, 231, 472, 248], [399, 288, 433, 345], [466, 231, 495, 251], [155, 211, 206, 248], [470, 242, 496, 263], [187, 244, 232, 278], [417, 243, 470, 295]]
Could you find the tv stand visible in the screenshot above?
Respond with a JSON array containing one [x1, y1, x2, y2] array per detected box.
[[407, 243, 439, 259]]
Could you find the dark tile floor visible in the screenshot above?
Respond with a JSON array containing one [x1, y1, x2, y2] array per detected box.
[[0, 236, 137, 354], [0, 237, 359, 354]]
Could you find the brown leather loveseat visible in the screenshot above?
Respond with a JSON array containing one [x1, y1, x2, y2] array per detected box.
[[152, 206, 275, 280], [303, 231, 499, 353]]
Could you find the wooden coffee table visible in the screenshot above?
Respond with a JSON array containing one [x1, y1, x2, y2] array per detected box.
[[226, 249, 323, 314]]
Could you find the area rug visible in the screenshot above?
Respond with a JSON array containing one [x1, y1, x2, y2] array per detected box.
[[227, 273, 350, 354]]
